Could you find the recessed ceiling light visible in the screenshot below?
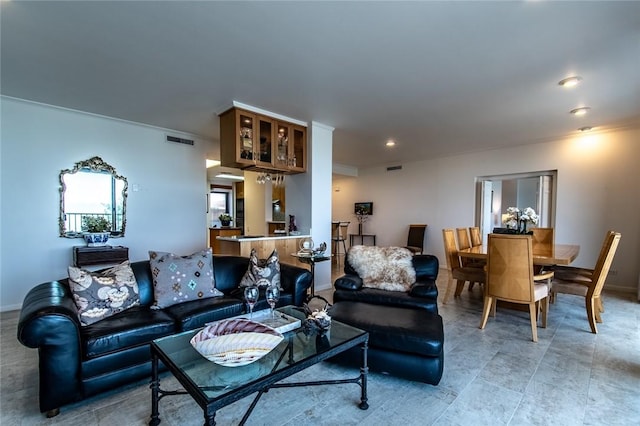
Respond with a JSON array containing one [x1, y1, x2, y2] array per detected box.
[[386, 139, 396, 147], [558, 76, 582, 87], [578, 126, 593, 132], [570, 107, 591, 116]]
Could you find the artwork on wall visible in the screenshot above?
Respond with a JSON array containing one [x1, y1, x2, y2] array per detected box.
[[354, 202, 373, 215]]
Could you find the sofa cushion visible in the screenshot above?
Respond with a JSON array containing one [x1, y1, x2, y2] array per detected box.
[[347, 246, 416, 292], [330, 302, 443, 357], [163, 297, 245, 331], [239, 248, 281, 288], [68, 261, 140, 326], [149, 249, 223, 309], [81, 305, 177, 359]]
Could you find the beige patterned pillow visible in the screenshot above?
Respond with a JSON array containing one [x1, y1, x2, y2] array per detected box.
[[149, 248, 222, 309], [239, 248, 281, 288], [68, 261, 140, 326]]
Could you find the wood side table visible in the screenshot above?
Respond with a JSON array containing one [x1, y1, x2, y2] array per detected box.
[[73, 245, 129, 267]]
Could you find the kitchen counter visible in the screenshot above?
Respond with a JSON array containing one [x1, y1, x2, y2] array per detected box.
[[209, 227, 243, 253], [217, 234, 310, 242], [216, 234, 310, 267]]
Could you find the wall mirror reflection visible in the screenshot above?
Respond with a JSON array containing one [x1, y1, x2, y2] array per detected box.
[[59, 156, 128, 238]]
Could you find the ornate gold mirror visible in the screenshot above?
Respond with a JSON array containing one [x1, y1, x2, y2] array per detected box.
[[59, 157, 128, 238]]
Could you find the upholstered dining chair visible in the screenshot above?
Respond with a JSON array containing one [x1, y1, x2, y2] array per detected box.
[[404, 224, 427, 255], [531, 227, 554, 274], [479, 234, 554, 342], [442, 228, 486, 303], [550, 230, 621, 333], [469, 226, 482, 247], [456, 227, 484, 290], [456, 227, 472, 253], [332, 221, 350, 265], [531, 227, 554, 256]]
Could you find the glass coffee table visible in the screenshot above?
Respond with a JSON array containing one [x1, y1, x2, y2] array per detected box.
[[149, 306, 369, 426]]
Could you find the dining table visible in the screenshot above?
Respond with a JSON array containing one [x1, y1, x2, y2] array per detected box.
[[457, 244, 580, 266]]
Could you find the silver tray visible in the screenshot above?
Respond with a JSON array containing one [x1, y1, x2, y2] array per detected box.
[[208, 308, 301, 334]]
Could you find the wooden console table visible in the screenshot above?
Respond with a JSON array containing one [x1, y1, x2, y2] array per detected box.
[[73, 245, 129, 267]]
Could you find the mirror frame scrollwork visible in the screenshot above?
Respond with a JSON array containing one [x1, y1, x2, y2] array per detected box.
[[59, 156, 128, 238]]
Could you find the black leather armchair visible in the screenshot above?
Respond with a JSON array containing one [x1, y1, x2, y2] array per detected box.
[[330, 253, 444, 385], [17, 255, 311, 416], [333, 254, 440, 313]]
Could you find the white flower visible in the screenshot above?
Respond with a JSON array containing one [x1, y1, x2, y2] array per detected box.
[[503, 206, 539, 228]]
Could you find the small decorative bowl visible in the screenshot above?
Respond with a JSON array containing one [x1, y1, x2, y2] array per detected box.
[[190, 319, 283, 367]]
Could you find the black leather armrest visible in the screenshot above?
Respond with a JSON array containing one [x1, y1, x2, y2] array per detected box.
[[409, 279, 438, 299], [279, 263, 312, 306], [334, 274, 363, 291], [413, 255, 439, 281], [17, 281, 83, 413]]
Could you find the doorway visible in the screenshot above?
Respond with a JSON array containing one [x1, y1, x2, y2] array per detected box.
[[475, 170, 557, 244]]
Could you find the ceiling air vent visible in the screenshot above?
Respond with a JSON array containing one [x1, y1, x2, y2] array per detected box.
[[166, 135, 194, 146], [387, 165, 402, 171]]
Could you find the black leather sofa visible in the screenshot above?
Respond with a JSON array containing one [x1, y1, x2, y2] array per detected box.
[[330, 254, 444, 385], [17, 255, 311, 417]]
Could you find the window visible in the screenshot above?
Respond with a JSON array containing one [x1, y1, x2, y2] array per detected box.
[[209, 190, 231, 225]]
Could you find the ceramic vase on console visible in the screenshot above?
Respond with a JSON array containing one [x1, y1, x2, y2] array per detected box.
[[83, 232, 110, 247]]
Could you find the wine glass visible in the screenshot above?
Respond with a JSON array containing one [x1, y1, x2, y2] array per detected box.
[[265, 285, 280, 319], [244, 286, 259, 320]]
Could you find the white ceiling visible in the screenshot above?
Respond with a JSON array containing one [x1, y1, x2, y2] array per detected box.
[[2, 1, 639, 169]]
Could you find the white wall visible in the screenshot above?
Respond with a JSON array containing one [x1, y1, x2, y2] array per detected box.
[[0, 97, 215, 310], [333, 128, 640, 293]]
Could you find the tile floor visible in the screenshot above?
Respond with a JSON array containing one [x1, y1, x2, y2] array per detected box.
[[1, 261, 638, 425]]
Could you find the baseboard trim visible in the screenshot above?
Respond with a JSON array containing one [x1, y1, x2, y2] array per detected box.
[[0, 303, 22, 313]]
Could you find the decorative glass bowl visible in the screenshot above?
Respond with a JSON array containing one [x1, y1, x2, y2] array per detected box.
[[190, 319, 283, 367]]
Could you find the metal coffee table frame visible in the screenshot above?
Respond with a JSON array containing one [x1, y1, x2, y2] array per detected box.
[[149, 307, 369, 426]]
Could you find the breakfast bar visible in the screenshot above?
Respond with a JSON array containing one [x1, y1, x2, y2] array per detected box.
[[217, 235, 311, 267]]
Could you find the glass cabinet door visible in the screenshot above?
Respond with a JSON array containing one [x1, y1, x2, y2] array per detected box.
[[236, 110, 256, 164], [275, 122, 290, 169], [257, 116, 274, 166], [290, 125, 306, 171]]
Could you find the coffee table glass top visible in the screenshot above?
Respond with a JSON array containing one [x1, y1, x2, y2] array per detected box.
[[152, 306, 366, 401]]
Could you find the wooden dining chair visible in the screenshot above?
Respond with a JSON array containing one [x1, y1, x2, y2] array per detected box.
[[550, 230, 621, 333], [456, 227, 484, 290], [442, 228, 486, 303], [531, 227, 554, 257], [479, 234, 554, 342], [469, 226, 482, 247], [531, 227, 554, 274], [404, 224, 427, 255], [456, 227, 472, 252]]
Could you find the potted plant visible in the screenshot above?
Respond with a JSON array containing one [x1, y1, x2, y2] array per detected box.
[[82, 216, 111, 247], [218, 213, 232, 227]]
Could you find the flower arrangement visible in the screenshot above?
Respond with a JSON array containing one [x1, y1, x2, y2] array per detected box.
[[81, 216, 111, 233], [504, 207, 538, 234], [218, 213, 232, 222]]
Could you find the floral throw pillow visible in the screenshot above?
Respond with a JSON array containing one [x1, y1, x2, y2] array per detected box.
[[239, 248, 281, 288], [68, 261, 140, 326], [149, 248, 223, 309]]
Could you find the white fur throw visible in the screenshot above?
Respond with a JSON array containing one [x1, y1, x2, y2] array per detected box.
[[347, 246, 416, 292]]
